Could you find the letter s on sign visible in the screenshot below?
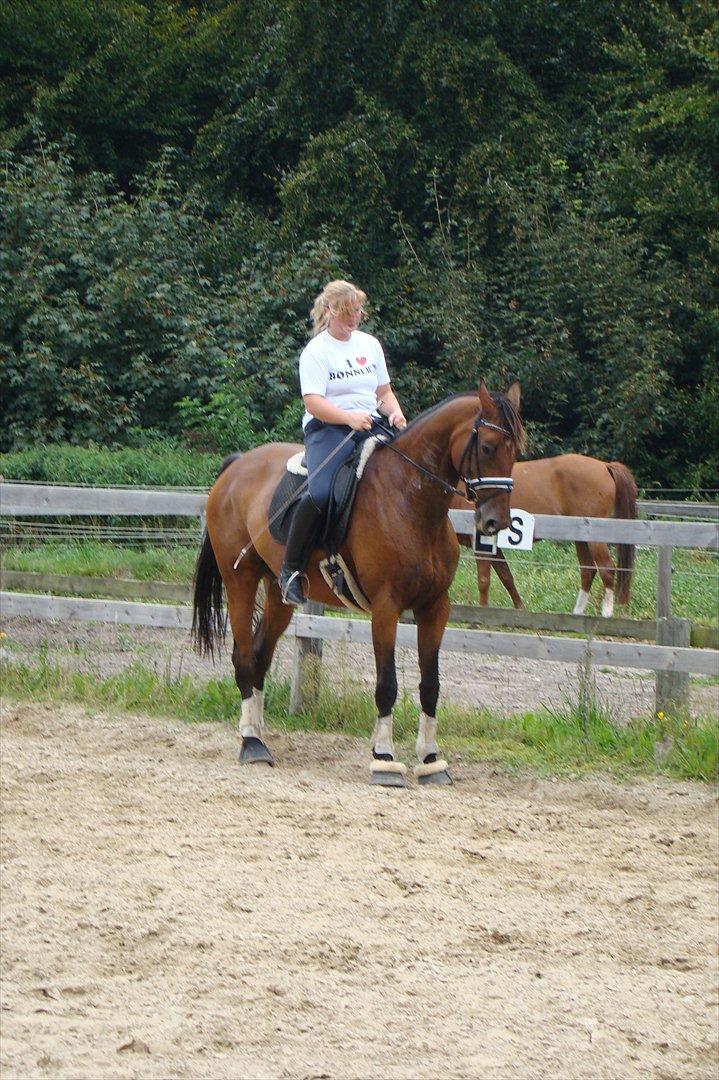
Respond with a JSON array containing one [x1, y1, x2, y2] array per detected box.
[[507, 515, 523, 547], [495, 510, 534, 551]]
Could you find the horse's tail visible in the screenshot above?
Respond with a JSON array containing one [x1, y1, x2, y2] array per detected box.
[[192, 528, 226, 658], [607, 461, 638, 605], [192, 453, 240, 658]]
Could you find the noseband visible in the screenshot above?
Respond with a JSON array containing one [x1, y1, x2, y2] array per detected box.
[[459, 417, 514, 502]]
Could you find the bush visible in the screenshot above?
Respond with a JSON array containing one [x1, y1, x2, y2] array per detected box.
[[0, 443, 222, 488]]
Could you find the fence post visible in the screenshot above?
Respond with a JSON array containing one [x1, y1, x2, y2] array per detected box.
[[656, 545, 673, 618], [290, 600, 324, 714], [655, 617, 691, 715]]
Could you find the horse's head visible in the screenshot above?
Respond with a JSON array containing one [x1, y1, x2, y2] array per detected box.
[[450, 380, 524, 535]]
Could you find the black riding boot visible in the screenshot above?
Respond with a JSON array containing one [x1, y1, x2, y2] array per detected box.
[[278, 493, 324, 605]]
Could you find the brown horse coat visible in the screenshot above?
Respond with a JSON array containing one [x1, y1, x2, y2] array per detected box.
[[454, 454, 637, 612], [193, 382, 524, 780]]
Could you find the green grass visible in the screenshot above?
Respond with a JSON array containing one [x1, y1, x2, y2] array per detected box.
[[2, 649, 716, 782], [451, 541, 718, 623], [2, 540, 197, 583], [4, 538, 717, 622]]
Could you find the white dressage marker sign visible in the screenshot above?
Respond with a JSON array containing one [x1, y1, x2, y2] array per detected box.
[[474, 509, 535, 555]]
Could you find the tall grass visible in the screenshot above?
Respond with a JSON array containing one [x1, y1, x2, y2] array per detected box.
[[1, 540, 196, 582], [2, 650, 715, 782]]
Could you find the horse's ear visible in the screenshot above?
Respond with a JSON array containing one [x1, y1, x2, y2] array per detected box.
[[505, 380, 521, 411], [478, 379, 493, 412]]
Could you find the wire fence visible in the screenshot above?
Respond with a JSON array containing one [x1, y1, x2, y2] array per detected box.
[[1, 521, 199, 544], [455, 549, 719, 575], [639, 488, 718, 495], [3, 522, 718, 575], [0, 479, 209, 492]]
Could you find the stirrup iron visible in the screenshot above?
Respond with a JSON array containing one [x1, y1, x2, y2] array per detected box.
[[280, 569, 306, 606]]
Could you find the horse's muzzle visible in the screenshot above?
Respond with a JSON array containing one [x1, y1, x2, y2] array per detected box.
[[468, 476, 514, 535], [475, 492, 512, 535]]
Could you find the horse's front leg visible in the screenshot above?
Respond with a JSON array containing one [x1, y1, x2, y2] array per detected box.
[[369, 597, 407, 788], [225, 572, 275, 767], [414, 592, 452, 786]]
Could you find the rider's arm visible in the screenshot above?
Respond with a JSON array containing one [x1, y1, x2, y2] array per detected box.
[[303, 394, 372, 430], [375, 384, 407, 429]]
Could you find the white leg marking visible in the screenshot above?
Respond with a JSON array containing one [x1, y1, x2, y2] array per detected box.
[[415, 713, 439, 762], [253, 687, 264, 733], [371, 714, 395, 758], [601, 589, 615, 618], [240, 695, 261, 740], [573, 589, 590, 615]]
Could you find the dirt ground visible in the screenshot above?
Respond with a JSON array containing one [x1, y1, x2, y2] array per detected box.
[[2, 616, 718, 720], [1, 698, 718, 1080]]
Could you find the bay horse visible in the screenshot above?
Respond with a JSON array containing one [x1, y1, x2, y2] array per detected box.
[[453, 454, 637, 616], [193, 380, 524, 786]]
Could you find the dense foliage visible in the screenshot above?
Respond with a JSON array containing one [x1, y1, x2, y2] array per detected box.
[[0, 441, 222, 488], [1, 0, 717, 485]]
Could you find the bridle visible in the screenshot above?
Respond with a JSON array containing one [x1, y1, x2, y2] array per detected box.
[[374, 412, 515, 501], [458, 416, 515, 502]]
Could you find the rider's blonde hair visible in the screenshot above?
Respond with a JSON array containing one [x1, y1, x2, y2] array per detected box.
[[310, 280, 367, 336]]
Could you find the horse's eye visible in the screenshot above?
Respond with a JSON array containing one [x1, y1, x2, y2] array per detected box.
[[480, 443, 495, 457]]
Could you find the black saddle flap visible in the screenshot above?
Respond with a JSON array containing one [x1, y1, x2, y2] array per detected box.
[[268, 470, 306, 545], [267, 440, 370, 550], [322, 451, 363, 551]]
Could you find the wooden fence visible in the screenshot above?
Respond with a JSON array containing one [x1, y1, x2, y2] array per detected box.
[[2, 482, 717, 521], [1, 483, 717, 714]]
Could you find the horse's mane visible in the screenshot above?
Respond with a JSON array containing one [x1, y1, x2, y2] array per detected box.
[[396, 388, 525, 453], [490, 391, 526, 454]]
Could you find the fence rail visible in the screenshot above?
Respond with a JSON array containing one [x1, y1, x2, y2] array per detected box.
[[0, 483, 206, 517], [637, 500, 718, 521], [3, 569, 717, 649], [447, 509, 718, 548], [2, 591, 717, 679], [2, 482, 717, 713], [2, 482, 717, 526]]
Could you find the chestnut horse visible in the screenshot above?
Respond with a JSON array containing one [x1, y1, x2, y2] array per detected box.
[[193, 381, 524, 786], [453, 454, 637, 617]]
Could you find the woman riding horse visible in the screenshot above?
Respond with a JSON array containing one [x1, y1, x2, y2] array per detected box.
[[193, 282, 525, 786], [278, 280, 407, 605]]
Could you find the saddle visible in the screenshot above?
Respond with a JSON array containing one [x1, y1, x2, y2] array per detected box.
[[268, 433, 389, 612]]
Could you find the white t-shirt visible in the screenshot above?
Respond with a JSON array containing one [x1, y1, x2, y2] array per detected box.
[[298, 329, 390, 429]]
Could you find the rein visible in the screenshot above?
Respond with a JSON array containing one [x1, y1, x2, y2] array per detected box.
[[374, 414, 515, 501], [232, 406, 515, 570]]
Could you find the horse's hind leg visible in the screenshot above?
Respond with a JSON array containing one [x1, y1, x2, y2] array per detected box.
[[476, 554, 492, 605], [487, 551, 524, 609], [590, 542, 616, 617], [250, 575, 294, 727], [414, 593, 452, 786], [573, 541, 598, 615], [225, 570, 275, 766]]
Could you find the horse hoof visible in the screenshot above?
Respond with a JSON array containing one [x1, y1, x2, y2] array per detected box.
[[370, 760, 408, 788], [418, 768, 452, 786], [239, 736, 274, 766], [415, 758, 452, 786]]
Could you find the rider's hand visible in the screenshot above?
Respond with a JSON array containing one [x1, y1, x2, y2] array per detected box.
[[388, 410, 407, 430], [347, 411, 373, 431]]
